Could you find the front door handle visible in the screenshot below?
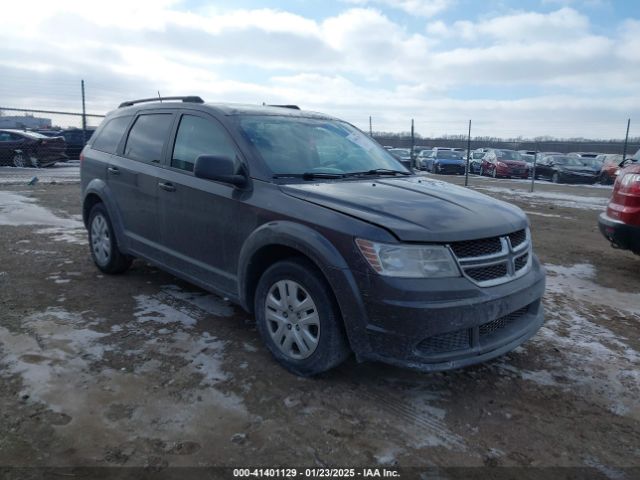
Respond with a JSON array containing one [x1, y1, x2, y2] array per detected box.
[[107, 167, 120, 175], [158, 182, 176, 192]]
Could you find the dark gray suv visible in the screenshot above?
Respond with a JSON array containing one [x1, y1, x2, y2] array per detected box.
[[80, 96, 545, 376]]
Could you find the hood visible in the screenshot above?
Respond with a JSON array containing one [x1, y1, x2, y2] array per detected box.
[[281, 177, 527, 242], [500, 160, 527, 167]]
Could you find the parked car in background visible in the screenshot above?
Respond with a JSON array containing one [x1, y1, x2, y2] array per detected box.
[[479, 149, 529, 179], [597, 154, 625, 184], [0, 129, 67, 167], [388, 148, 413, 170], [534, 155, 598, 184], [469, 150, 487, 174], [416, 149, 433, 169], [599, 162, 640, 254], [579, 156, 604, 178], [80, 97, 545, 375], [60, 127, 96, 160], [423, 150, 466, 174]]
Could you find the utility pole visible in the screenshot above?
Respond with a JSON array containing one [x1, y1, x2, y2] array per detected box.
[[369, 116, 372, 137], [464, 120, 471, 187], [81, 79, 87, 147], [410, 119, 415, 169], [622, 118, 631, 162]]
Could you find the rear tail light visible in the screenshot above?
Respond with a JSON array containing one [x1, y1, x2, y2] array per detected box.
[[618, 173, 640, 195], [79, 152, 85, 164]]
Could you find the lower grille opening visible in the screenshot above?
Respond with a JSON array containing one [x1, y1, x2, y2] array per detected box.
[[416, 329, 470, 354], [479, 307, 529, 337], [515, 252, 529, 271]]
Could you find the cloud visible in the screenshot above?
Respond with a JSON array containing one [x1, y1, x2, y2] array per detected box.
[[344, 0, 453, 17], [0, 1, 638, 138]]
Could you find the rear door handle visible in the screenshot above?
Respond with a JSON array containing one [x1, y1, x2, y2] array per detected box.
[[158, 182, 176, 192], [107, 166, 120, 175]]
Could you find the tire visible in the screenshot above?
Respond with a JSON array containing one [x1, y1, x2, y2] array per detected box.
[[552, 172, 560, 183], [12, 153, 27, 168], [254, 258, 350, 376], [88, 203, 132, 274]]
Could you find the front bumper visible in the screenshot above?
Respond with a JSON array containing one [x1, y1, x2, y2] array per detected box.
[[560, 172, 598, 184], [598, 212, 640, 254], [436, 163, 465, 174], [350, 257, 546, 371]]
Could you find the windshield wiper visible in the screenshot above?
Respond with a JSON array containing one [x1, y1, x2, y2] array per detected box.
[[272, 172, 345, 180], [345, 168, 411, 177]]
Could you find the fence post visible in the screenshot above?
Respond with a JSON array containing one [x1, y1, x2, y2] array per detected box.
[[410, 119, 415, 168], [622, 118, 630, 162], [81, 79, 87, 147], [369, 116, 372, 137], [530, 141, 538, 193], [465, 120, 471, 187]]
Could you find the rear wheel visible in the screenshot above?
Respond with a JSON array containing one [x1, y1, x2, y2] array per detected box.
[[88, 203, 132, 274], [254, 258, 350, 376]]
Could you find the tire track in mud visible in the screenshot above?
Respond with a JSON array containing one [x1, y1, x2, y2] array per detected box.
[[359, 386, 467, 451]]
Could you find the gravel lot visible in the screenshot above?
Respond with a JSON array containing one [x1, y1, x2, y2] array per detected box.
[[0, 167, 638, 477]]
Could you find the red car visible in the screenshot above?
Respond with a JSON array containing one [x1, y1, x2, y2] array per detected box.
[[0, 129, 67, 168], [479, 149, 529, 179], [598, 163, 640, 254]]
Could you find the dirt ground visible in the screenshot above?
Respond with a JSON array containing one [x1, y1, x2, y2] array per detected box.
[[0, 170, 638, 478]]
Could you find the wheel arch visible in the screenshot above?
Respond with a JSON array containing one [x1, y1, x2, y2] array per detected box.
[[82, 179, 129, 252]]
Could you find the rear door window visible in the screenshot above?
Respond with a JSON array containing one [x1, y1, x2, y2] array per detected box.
[[171, 114, 237, 172], [92, 116, 132, 154], [124, 114, 174, 163]]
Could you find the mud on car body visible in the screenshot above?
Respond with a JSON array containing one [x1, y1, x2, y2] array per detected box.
[[80, 96, 546, 376]]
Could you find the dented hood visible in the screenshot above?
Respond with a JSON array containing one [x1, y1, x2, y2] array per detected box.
[[281, 176, 528, 242]]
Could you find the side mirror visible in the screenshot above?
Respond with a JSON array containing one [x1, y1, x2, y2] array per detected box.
[[194, 154, 247, 187]]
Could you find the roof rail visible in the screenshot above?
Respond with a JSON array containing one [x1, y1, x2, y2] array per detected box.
[[118, 96, 204, 108], [267, 104, 300, 110]]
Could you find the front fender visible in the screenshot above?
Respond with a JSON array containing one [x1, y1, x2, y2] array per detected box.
[[83, 179, 129, 252], [237, 221, 370, 356]]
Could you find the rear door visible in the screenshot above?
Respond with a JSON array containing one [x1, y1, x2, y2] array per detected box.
[[157, 111, 247, 295], [107, 110, 175, 262]]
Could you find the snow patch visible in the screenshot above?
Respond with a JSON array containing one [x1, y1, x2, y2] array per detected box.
[[473, 186, 608, 210]]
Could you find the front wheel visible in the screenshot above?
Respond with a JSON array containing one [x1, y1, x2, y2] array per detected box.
[[254, 259, 350, 376], [88, 203, 132, 274], [12, 153, 27, 168]]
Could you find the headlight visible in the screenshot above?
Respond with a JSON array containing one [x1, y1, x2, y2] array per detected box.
[[355, 239, 461, 278]]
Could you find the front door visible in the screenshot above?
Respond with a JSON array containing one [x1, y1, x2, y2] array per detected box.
[[157, 112, 249, 296]]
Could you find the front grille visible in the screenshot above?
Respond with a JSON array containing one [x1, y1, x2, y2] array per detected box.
[[449, 228, 531, 287], [416, 329, 469, 354], [508, 229, 526, 248], [450, 236, 502, 258], [466, 264, 508, 282], [479, 307, 528, 337], [515, 252, 529, 271]]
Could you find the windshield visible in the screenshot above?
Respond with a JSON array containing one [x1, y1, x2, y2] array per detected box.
[[581, 158, 602, 167], [238, 116, 408, 175], [495, 150, 521, 160]]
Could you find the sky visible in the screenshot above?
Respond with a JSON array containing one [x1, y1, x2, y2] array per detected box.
[[1, 0, 639, 138]]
